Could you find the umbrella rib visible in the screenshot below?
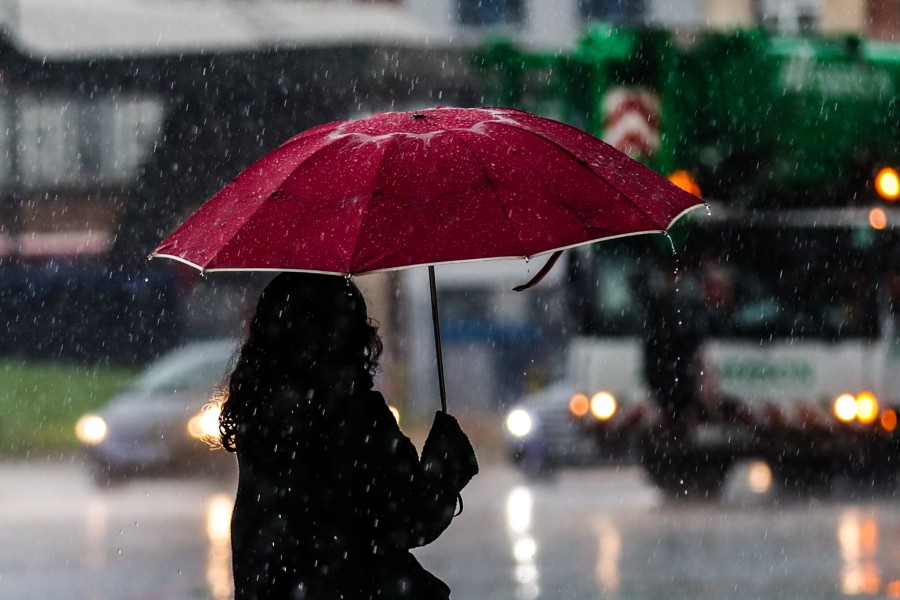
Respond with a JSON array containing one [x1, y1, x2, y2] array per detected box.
[[478, 130, 607, 238], [345, 140, 394, 273], [446, 130, 530, 258], [493, 122, 673, 231], [203, 135, 363, 270]]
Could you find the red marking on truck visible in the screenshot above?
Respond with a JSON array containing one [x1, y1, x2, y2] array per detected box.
[[602, 88, 661, 157]]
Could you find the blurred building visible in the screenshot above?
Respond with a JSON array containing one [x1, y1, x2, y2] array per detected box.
[[0, 0, 468, 258], [407, 0, 899, 47], [0, 0, 474, 365]]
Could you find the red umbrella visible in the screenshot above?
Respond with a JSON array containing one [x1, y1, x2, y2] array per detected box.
[[152, 106, 704, 411]]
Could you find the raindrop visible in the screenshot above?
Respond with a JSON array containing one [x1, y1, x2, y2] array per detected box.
[[662, 232, 676, 255]]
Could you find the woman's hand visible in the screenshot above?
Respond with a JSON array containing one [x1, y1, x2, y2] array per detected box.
[[422, 412, 479, 490]]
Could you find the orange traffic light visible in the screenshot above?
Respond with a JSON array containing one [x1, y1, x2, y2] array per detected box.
[[875, 167, 900, 201]]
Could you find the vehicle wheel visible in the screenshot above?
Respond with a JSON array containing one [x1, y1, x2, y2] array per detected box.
[[89, 464, 129, 488], [513, 447, 556, 481], [844, 462, 899, 496], [770, 461, 833, 497], [640, 428, 730, 500], [642, 453, 730, 500]]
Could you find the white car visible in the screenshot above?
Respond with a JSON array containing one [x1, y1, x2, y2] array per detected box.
[[76, 339, 238, 485], [504, 381, 640, 476]]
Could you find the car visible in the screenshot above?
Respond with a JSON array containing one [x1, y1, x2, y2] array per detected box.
[[503, 381, 642, 477], [76, 338, 239, 485]]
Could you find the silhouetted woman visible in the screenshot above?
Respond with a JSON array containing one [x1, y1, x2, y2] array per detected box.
[[220, 273, 478, 599]]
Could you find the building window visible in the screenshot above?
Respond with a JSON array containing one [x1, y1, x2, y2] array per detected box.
[[579, 0, 646, 25], [17, 96, 164, 189], [458, 0, 523, 27], [18, 100, 79, 187], [758, 0, 819, 33]]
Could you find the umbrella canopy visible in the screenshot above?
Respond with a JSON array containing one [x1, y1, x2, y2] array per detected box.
[[152, 107, 702, 275], [152, 106, 705, 412]]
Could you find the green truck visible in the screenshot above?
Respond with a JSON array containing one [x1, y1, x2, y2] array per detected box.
[[485, 26, 900, 497]]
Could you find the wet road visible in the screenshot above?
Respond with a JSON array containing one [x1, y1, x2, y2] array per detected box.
[[3, 458, 900, 599]]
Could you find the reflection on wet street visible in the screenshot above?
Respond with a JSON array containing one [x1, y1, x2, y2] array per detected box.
[[205, 494, 234, 600], [420, 461, 900, 600], [0, 459, 236, 600], [506, 486, 539, 599], [8, 459, 900, 599]]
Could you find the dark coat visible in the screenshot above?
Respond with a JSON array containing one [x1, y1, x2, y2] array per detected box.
[[230, 387, 478, 600]]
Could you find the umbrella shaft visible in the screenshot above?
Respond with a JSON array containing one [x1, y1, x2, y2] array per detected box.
[[429, 266, 448, 413]]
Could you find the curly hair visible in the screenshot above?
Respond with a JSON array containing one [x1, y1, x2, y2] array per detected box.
[[219, 273, 382, 453]]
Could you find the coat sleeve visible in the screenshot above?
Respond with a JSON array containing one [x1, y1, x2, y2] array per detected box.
[[352, 393, 478, 550]]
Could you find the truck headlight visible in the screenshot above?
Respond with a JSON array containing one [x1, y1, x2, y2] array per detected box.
[[834, 394, 857, 422], [833, 392, 880, 424], [506, 409, 533, 438], [855, 392, 879, 424]]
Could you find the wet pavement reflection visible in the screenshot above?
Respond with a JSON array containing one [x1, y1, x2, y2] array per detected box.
[[0, 459, 235, 599], [417, 461, 900, 600], [7, 459, 900, 599], [205, 494, 234, 600], [506, 486, 539, 599]]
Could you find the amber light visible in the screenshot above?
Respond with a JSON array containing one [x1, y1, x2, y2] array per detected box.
[[668, 170, 702, 198], [875, 167, 900, 201], [869, 207, 888, 230], [569, 393, 590, 417], [881, 408, 898, 432]]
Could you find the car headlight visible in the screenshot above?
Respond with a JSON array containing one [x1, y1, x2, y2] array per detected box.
[[188, 402, 223, 443], [590, 392, 617, 421], [506, 409, 533, 438], [388, 405, 401, 425], [75, 414, 108, 445]]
